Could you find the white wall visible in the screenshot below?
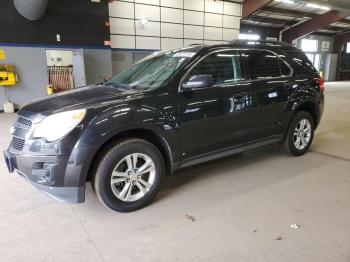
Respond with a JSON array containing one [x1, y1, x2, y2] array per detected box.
[[108, 0, 242, 50]]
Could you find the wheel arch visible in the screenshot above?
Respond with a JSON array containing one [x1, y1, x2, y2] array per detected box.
[[283, 99, 319, 140], [295, 101, 319, 127], [85, 128, 174, 184]]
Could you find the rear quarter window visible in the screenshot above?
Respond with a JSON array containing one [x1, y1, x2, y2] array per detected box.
[[284, 49, 318, 77], [280, 61, 292, 76]]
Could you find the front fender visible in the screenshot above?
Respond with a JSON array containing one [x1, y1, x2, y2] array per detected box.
[[66, 104, 180, 187]]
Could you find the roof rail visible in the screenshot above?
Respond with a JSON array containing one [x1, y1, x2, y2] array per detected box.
[[230, 39, 292, 47], [188, 43, 205, 46]]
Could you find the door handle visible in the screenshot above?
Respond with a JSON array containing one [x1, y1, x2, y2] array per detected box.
[[233, 92, 247, 100], [283, 82, 293, 89]]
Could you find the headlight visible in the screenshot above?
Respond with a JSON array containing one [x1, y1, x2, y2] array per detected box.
[[32, 109, 86, 142]]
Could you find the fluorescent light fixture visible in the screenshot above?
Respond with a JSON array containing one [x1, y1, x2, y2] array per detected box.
[[275, 0, 295, 4], [239, 34, 260, 40], [306, 3, 330, 10]]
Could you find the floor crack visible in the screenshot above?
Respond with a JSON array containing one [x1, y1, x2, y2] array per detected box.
[[311, 150, 350, 163], [317, 124, 350, 135], [71, 207, 107, 262]]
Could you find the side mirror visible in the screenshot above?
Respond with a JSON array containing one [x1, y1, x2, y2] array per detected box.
[[181, 74, 215, 90]]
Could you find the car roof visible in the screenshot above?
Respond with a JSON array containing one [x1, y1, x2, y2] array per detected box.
[[144, 40, 300, 62], [187, 40, 298, 54]]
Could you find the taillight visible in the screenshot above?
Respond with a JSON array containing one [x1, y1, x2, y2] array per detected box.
[[318, 77, 325, 93]]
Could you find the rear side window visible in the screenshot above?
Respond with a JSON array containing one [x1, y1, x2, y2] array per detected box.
[[283, 49, 318, 77], [186, 50, 242, 86], [241, 50, 288, 80]]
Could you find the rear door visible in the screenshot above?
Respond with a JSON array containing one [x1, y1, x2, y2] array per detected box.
[[240, 49, 292, 139]]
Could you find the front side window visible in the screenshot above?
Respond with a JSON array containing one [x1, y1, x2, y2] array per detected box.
[[184, 50, 242, 86], [106, 50, 197, 90], [242, 50, 285, 80]]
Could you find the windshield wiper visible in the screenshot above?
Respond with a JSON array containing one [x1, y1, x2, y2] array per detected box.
[[105, 82, 135, 90]]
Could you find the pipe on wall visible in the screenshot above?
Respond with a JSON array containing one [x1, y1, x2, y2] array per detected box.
[[14, 0, 50, 21]]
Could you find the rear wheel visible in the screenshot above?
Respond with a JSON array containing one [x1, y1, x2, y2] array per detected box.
[[93, 138, 164, 212], [284, 111, 314, 156]]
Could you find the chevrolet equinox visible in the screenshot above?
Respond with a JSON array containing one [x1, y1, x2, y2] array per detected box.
[[4, 40, 324, 212]]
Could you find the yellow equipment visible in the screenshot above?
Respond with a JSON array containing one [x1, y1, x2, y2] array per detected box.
[[0, 64, 18, 86], [47, 85, 55, 95]]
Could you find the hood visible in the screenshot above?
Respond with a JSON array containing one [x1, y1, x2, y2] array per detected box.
[[19, 85, 141, 118]]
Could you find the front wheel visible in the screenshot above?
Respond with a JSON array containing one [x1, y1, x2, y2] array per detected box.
[[93, 138, 165, 212], [284, 111, 315, 156]]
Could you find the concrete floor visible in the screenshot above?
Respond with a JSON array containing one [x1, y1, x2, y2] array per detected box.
[[1, 82, 350, 262]]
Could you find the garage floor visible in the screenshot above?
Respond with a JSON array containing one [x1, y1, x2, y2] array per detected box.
[[1, 82, 350, 262]]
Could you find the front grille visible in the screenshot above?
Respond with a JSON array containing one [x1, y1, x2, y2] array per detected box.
[[17, 116, 32, 128], [10, 115, 33, 151], [11, 136, 25, 151]]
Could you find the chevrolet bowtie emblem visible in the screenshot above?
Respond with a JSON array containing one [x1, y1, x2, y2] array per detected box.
[[9, 126, 15, 135]]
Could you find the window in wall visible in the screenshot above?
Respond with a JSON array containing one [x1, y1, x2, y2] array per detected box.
[[242, 50, 282, 79], [301, 39, 318, 52], [186, 51, 242, 86], [313, 53, 321, 71], [306, 53, 321, 71], [305, 53, 314, 65], [346, 42, 350, 53]]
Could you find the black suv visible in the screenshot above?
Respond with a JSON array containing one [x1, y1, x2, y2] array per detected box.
[[4, 40, 324, 212]]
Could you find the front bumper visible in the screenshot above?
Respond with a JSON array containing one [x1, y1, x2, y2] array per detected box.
[[4, 149, 85, 203]]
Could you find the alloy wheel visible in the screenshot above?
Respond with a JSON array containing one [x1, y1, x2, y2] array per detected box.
[[110, 153, 156, 202], [293, 119, 312, 150]]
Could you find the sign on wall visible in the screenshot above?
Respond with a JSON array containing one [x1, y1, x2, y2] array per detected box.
[[321, 41, 330, 52], [0, 50, 6, 60]]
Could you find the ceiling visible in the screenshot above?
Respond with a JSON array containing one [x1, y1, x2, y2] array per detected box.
[[241, 0, 350, 36]]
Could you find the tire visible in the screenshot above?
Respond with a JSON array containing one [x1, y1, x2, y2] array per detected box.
[[92, 138, 165, 212], [284, 111, 315, 156]]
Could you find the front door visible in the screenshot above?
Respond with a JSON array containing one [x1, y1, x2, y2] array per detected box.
[[178, 50, 254, 159]]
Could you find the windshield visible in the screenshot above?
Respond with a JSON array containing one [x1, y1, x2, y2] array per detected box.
[[106, 50, 197, 91]]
